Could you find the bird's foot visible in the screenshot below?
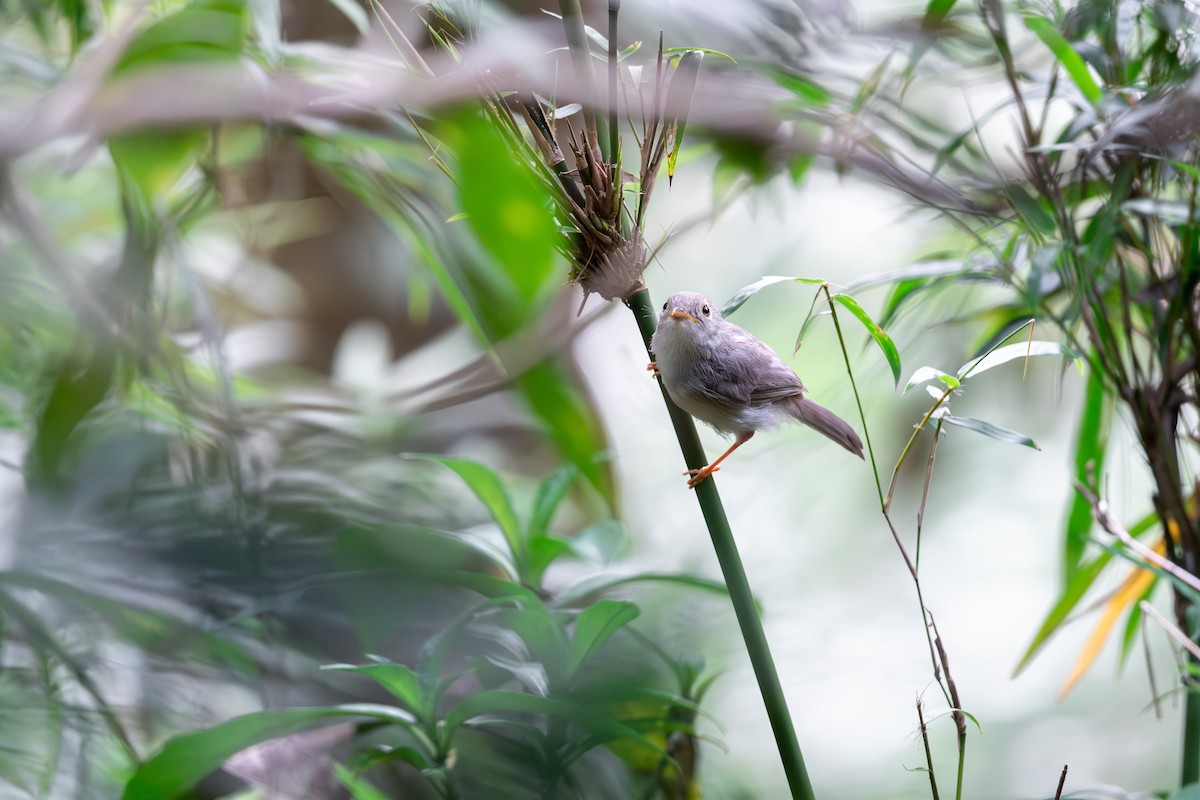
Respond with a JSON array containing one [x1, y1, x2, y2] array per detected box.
[[646, 361, 661, 379], [683, 465, 720, 489]]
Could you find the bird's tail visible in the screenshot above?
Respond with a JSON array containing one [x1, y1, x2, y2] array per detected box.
[[786, 397, 865, 459]]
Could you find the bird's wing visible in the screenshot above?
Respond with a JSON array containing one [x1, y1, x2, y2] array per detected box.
[[691, 326, 807, 407]]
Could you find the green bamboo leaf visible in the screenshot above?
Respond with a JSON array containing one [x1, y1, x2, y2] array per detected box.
[[1023, 14, 1104, 106], [720, 276, 826, 317], [1064, 368, 1111, 580], [1014, 553, 1112, 676], [569, 599, 640, 672], [830, 294, 902, 387], [957, 340, 1081, 379], [904, 366, 959, 394], [1007, 184, 1056, 235], [665, 50, 703, 185], [939, 414, 1039, 449], [410, 455, 523, 559], [122, 706, 417, 800], [764, 69, 830, 107]]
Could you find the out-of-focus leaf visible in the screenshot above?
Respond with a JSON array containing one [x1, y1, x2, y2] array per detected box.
[[662, 46, 737, 64], [1064, 368, 1111, 580], [1007, 184, 1056, 235], [1015, 511, 1159, 675], [1059, 560, 1157, 697], [847, 259, 969, 293], [1123, 198, 1198, 225], [665, 50, 703, 185], [958, 340, 1081, 379], [352, 744, 431, 772], [528, 463, 579, 538], [765, 69, 830, 107], [122, 706, 418, 800], [324, 0, 369, 33], [528, 534, 574, 586], [333, 764, 390, 800], [907, 0, 958, 72], [0, 572, 255, 673], [569, 599, 640, 672], [830, 294, 902, 386], [445, 690, 657, 758], [109, 130, 207, 204], [413, 455, 523, 560], [558, 572, 734, 608], [452, 111, 560, 316], [516, 362, 614, 507], [30, 347, 116, 485], [1117, 580, 1155, 670], [114, 0, 249, 74], [939, 414, 1039, 449], [720, 276, 825, 318], [322, 663, 427, 718], [1024, 14, 1104, 106], [571, 519, 627, 564], [904, 366, 959, 394], [1015, 552, 1111, 675]]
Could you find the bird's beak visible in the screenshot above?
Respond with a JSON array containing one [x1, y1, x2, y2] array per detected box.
[[668, 309, 700, 323]]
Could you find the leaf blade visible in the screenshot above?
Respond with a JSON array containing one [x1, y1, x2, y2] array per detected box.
[[831, 294, 902, 386]]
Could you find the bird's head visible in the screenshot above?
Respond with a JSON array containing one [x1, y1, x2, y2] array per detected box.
[[659, 291, 722, 331]]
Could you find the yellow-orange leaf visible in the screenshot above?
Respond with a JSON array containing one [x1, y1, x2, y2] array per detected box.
[[1059, 539, 1165, 697]]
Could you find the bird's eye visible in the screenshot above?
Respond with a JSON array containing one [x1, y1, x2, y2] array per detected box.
[[701, 305, 710, 316], [662, 302, 667, 310]]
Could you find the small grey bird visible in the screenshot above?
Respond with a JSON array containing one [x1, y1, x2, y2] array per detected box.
[[649, 290, 864, 488]]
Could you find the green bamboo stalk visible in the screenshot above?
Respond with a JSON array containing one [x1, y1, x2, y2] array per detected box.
[[628, 287, 816, 800], [1184, 658, 1200, 785]]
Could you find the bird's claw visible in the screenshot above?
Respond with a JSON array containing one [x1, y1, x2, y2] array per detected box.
[[646, 361, 661, 379], [683, 465, 720, 488]]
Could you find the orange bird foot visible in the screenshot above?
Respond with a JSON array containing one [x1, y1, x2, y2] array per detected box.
[[646, 361, 661, 379], [683, 465, 720, 488]]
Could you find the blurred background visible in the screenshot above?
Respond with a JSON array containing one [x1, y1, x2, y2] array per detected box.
[[0, 0, 1192, 798]]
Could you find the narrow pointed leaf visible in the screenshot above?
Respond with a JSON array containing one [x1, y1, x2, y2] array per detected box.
[[411, 455, 522, 559], [322, 663, 426, 717], [904, 366, 959, 394], [957, 341, 1081, 379], [1064, 368, 1111, 580], [123, 706, 417, 800], [1059, 565, 1157, 697], [940, 414, 1039, 449], [1007, 184, 1056, 235], [721, 276, 826, 317], [831, 294, 902, 386], [665, 50, 703, 185], [1024, 14, 1104, 106], [528, 464, 579, 538], [333, 764, 390, 800]]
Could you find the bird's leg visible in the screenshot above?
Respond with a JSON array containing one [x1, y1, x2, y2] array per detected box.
[[684, 431, 754, 489], [646, 361, 661, 379]]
